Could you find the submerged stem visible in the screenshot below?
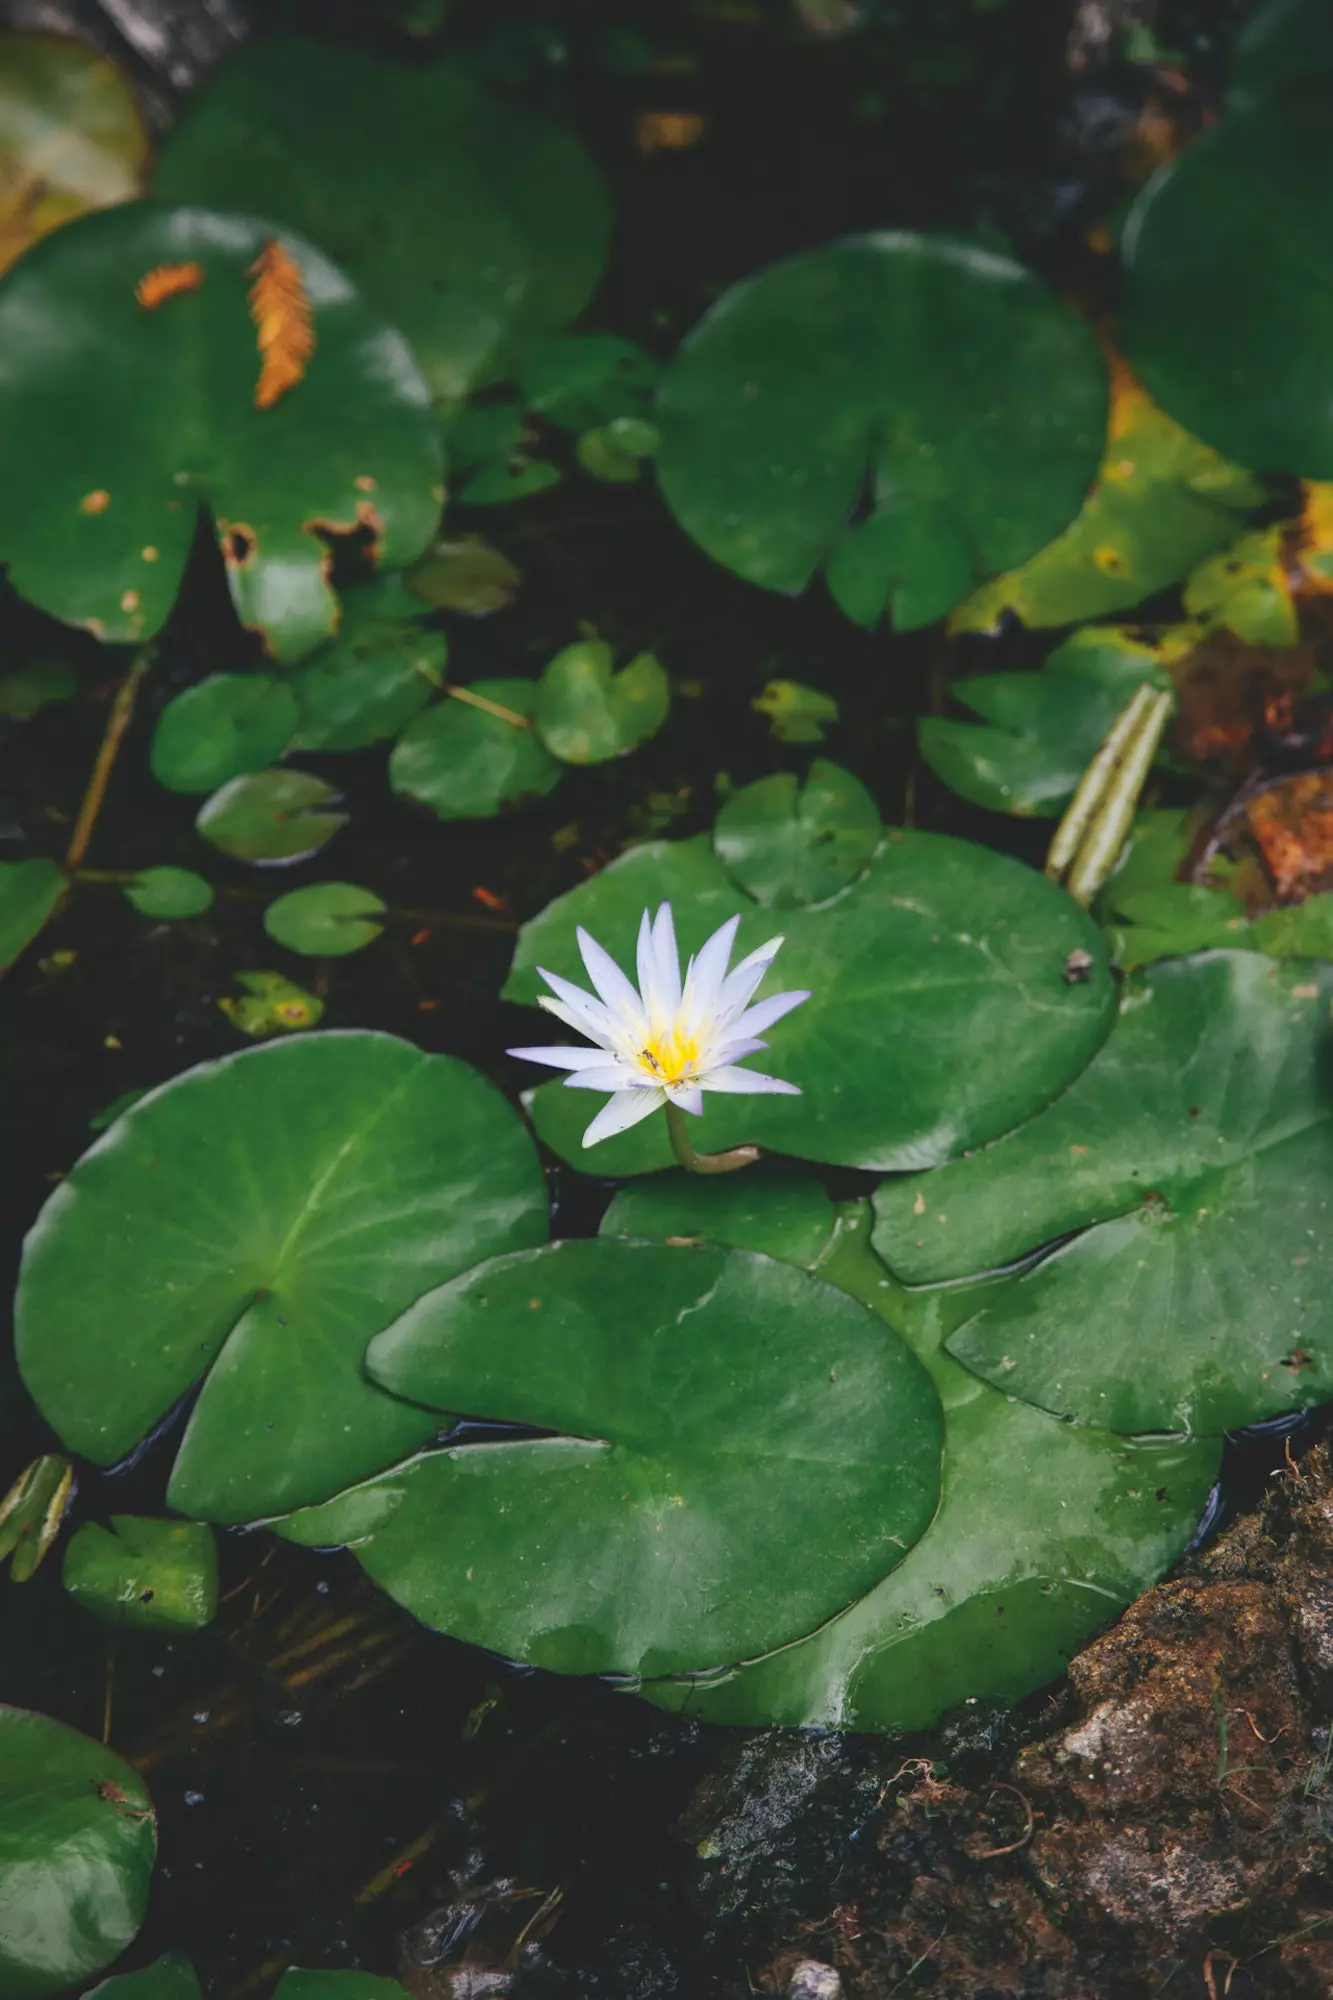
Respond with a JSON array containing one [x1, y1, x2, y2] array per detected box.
[[665, 1101, 759, 1176], [66, 650, 152, 870]]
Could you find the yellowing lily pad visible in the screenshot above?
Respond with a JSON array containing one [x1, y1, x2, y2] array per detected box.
[[0, 34, 148, 277]]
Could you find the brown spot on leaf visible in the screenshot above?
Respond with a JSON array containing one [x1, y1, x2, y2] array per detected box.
[[218, 522, 258, 568], [248, 239, 315, 410], [135, 261, 204, 309], [120, 589, 139, 613], [353, 474, 377, 492], [80, 490, 110, 515], [141, 546, 158, 562], [1281, 1347, 1315, 1374]]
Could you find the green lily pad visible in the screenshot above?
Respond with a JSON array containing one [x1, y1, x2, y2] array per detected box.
[[218, 970, 323, 1039], [0, 201, 442, 662], [753, 680, 838, 744], [62, 1516, 218, 1632], [0, 858, 64, 970], [16, 1032, 549, 1522], [405, 535, 521, 616], [1123, 80, 1333, 479], [156, 38, 609, 405], [123, 866, 214, 919], [1106, 883, 1252, 970], [518, 334, 659, 431], [1231, 0, 1333, 104], [280, 1235, 944, 1677], [657, 233, 1106, 628], [390, 681, 562, 820], [196, 768, 347, 866], [951, 374, 1265, 634], [505, 827, 1116, 1173], [873, 952, 1333, 1435], [532, 642, 670, 764], [90, 1966, 412, 2000], [88, 1953, 202, 2000], [0, 34, 148, 278], [575, 418, 660, 484], [639, 1208, 1219, 1731], [0, 1704, 155, 1999], [0, 658, 77, 718], [288, 613, 443, 753], [1182, 525, 1298, 646], [918, 625, 1175, 819], [601, 1165, 840, 1267], [150, 674, 298, 793], [713, 760, 881, 905], [263, 882, 386, 957]]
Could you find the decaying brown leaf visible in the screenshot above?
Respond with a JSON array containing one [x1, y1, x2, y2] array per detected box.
[[1245, 772, 1333, 902], [248, 238, 314, 410], [134, 261, 204, 309]]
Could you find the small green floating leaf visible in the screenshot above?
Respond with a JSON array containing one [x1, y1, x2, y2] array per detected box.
[[0, 1455, 75, 1582], [0, 858, 65, 970], [63, 1516, 218, 1632], [873, 952, 1333, 1436], [390, 680, 562, 820], [405, 534, 521, 616], [658, 232, 1107, 626], [123, 866, 214, 919], [196, 768, 347, 866], [533, 642, 670, 765], [287, 612, 443, 753], [217, 970, 323, 1039], [281, 1236, 945, 1678], [0, 202, 442, 662], [264, 882, 386, 958], [518, 334, 659, 431], [752, 679, 838, 744], [507, 827, 1116, 1173], [150, 674, 298, 794], [0, 1704, 156, 1999], [16, 1032, 549, 1522], [575, 417, 660, 484], [713, 760, 881, 907]]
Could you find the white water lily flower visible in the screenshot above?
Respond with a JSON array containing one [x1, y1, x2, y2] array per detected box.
[[507, 903, 810, 1148]]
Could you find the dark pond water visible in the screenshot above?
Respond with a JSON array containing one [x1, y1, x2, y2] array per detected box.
[[0, 3, 1294, 1993]]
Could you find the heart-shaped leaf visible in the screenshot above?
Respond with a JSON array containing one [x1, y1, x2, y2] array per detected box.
[[713, 760, 881, 905], [0, 35, 147, 277], [16, 1032, 549, 1522], [280, 1236, 944, 1677], [156, 37, 609, 402], [0, 201, 443, 662], [633, 1198, 1218, 1731], [657, 233, 1106, 628], [0, 1704, 155, 1998], [123, 867, 214, 919], [62, 1516, 218, 1632], [263, 882, 386, 957], [287, 607, 443, 752], [532, 642, 670, 765], [1123, 79, 1333, 478], [506, 828, 1115, 1172], [0, 858, 64, 970], [390, 681, 562, 820], [196, 768, 346, 865], [874, 951, 1333, 1435], [150, 673, 298, 793]]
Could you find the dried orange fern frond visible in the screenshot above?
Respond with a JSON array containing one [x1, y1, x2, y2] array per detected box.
[[135, 262, 205, 309], [248, 239, 315, 410]]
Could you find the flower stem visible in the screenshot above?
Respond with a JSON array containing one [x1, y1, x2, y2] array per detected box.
[[665, 1102, 760, 1176]]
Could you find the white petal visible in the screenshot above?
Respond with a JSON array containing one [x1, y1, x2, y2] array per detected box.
[[582, 1088, 665, 1147], [715, 936, 785, 1019], [668, 1081, 705, 1115], [709, 1035, 769, 1064], [635, 910, 663, 1023], [727, 988, 811, 1038], [576, 925, 647, 1031], [536, 969, 617, 1046], [701, 1065, 801, 1096], [562, 1062, 646, 1092], [681, 912, 740, 1030], [506, 1044, 611, 1071], [651, 904, 682, 1014]]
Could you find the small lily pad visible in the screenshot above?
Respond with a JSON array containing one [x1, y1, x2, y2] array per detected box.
[[873, 952, 1333, 1436], [195, 768, 347, 866], [713, 760, 881, 906], [0, 35, 148, 277], [281, 1236, 945, 1677], [263, 882, 386, 957], [123, 867, 213, 919], [217, 970, 323, 1039], [405, 535, 521, 616], [575, 418, 659, 484], [390, 681, 562, 820], [533, 643, 670, 764], [150, 674, 298, 794], [752, 680, 838, 744], [0, 858, 64, 970], [63, 1516, 218, 1632], [288, 614, 443, 753], [0, 1704, 156, 1998], [16, 1032, 549, 1521]]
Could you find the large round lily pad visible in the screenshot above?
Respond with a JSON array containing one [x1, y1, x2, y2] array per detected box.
[[635, 1202, 1218, 1731], [505, 828, 1115, 1173], [656, 232, 1107, 629], [0, 201, 443, 662], [155, 37, 609, 403], [280, 1236, 944, 1677], [1123, 79, 1333, 479], [0, 1703, 156, 1998], [0, 34, 148, 277], [874, 951, 1333, 1436], [16, 1032, 549, 1522]]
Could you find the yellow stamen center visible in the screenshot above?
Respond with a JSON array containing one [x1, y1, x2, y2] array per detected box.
[[637, 1029, 700, 1085]]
